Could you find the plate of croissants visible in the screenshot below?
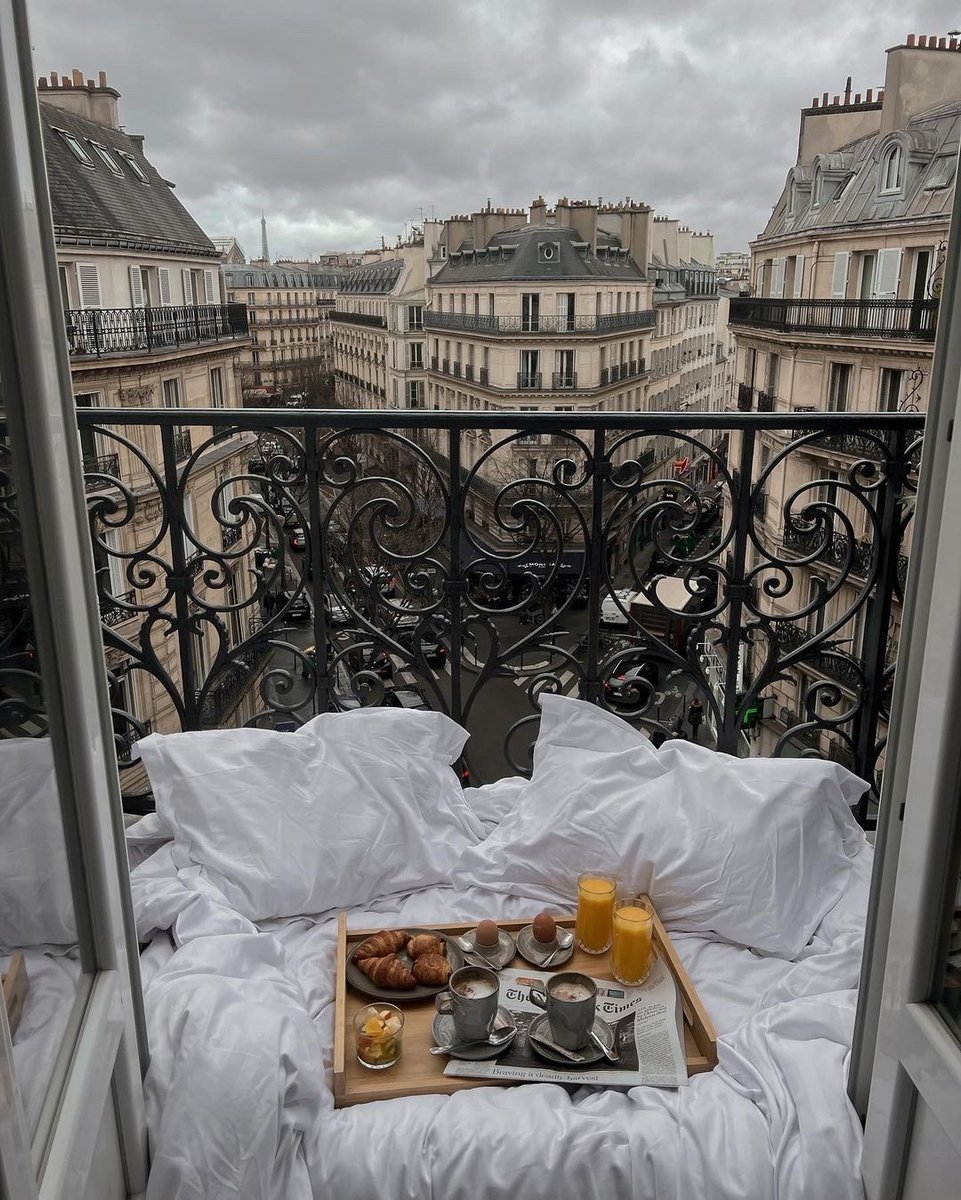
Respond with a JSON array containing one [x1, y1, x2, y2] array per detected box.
[[346, 928, 465, 1002]]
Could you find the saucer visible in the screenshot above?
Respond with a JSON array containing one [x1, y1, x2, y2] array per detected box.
[[516, 925, 574, 969], [460, 927, 517, 970], [527, 1013, 616, 1066], [431, 1006, 517, 1060]]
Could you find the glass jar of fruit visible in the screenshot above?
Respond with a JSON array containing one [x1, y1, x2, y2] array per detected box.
[[353, 1004, 404, 1070]]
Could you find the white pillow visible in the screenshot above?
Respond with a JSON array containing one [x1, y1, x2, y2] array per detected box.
[[0, 739, 77, 947], [451, 696, 868, 957], [463, 775, 528, 833], [137, 708, 485, 921]]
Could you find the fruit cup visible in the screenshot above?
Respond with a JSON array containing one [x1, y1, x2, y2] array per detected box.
[[353, 1003, 405, 1070]]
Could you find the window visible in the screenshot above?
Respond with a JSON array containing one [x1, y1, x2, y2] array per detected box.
[[813, 166, 823, 207], [408, 342, 423, 369], [879, 368, 904, 412], [766, 352, 779, 395], [788, 181, 797, 215], [488, 294, 495, 317], [407, 380, 425, 407], [89, 141, 122, 175], [519, 349, 540, 386], [162, 378, 181, 408], [118, 150, 149, 183], [76, 262, 102, 308], [556, 292, 575, 331], [554, 349, 575, 387], [407, 304, 423, 331], [209, 367, 225, 408], [521, 293, 540, 332], [881, 145, 903, 194], [57, 128, 94, 166], [807, 575, 827, 636]]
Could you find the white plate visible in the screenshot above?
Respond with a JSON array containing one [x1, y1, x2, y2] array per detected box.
[[458, 926, 517, 970], [516, 924, 574, 969]]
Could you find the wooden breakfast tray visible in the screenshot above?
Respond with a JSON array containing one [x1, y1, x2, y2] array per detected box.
[[333, 907, 718, 1107]]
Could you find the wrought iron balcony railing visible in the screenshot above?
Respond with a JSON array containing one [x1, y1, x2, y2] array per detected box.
[[517, 372, 543, 390], [424, 310, 656, 336], [552, 372, 577, 389], [729, 296, 938, 341], [173, 428, 192, 462], [0, 407, 923, 825], [82, 452, 120, 490], [330, 310, 388, 329], [64, 303, 249, 359]]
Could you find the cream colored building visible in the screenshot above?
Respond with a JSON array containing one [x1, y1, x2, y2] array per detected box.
[[727, 34, 959, 760], [36, 70, 260, 756]]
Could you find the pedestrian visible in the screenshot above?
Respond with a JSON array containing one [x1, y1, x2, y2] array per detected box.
[[672, 715, 687, 740], [650, 730, 668, 749], [688, 697, 704, 742]]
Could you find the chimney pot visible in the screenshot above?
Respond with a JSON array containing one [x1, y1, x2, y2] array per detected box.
[[822, 91, 829, 105], [812, 96, 819, 107], [939, 36, 947, 48], [907, 33, 916, 46], [62, 76, 72, 88], [951, 37, 958, 50], [929, 34, 938, 46], [71, 68, 83, 86], [50, 70, 58, 85], [877, 89, 884, 102], [86, 78, 95, 89], [37, 76, 47, 89], [855, 92, 862, 103], [866, 88, 873, 102], [844, 75, 852, 102], [918, 35, 927, 47], [98, 70, 107, 87], [833, 94, 840, 105]]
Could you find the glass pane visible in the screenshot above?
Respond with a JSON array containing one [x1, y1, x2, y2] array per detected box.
[[0, 376, 90, 1155], [935, 795, 961, 1042]]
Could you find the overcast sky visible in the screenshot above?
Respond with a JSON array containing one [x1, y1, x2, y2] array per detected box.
[[27, 0, 961, 259]]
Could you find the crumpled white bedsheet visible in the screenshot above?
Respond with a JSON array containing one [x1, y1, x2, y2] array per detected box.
[[136, 847, 872, 1200]]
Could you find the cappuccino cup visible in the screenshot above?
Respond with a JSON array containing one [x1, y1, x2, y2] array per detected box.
[[529, 971, 597, 1050], [435, 966, 499, 1043]]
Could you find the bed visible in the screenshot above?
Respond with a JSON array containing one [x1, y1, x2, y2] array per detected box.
[[125, 697, 871, 1200]]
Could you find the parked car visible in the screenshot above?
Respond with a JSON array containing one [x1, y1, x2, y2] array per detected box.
[[278, 589, 310, 621], [600, 587, 634, 627], [383, 685, 431, 711], [420, 638, 447, 669], [346, 647, 394, 680], [604, 661, 660, 705], [324, 595, 351, 626], [300, 641, 335, 677], [289, 527, 306, 551]]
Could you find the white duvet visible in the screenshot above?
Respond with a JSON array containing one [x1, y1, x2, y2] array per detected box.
[[133, 843, 871, 1200]]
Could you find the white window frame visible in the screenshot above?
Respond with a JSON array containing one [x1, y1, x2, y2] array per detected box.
[[209, 366, 225, 408], [881, 144, 903, 195], [88, 141, 122, 176]]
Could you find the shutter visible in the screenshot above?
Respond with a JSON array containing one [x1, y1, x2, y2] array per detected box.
[[203, 269, 215, 304], [770, 257, 786, 298], [158, 268, 172, 305], [793, 254, 805, 298], [831, 252, 850, 299], [182, 269, 194, 305], [76, 262, 102, 309], [128, 265, 145, 308], [874, 248, 903, 299]]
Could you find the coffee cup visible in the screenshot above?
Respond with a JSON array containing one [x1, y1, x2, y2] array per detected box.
[[435, 966, 499, 1043], [528, 971, 597, 1050]]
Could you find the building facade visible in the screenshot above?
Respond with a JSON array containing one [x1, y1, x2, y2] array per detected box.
[[33, 70, 261, 762], [727, 34, 960, 760]]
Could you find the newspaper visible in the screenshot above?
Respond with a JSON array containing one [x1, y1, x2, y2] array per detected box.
[[443, 955, 689, 1088]]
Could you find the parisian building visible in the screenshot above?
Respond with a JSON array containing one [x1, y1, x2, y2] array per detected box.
[[727, 33, 961, 760], [32, 69, 261, 764]]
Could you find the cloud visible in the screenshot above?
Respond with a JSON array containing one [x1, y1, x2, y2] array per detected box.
[[27, 0, 961, 257]]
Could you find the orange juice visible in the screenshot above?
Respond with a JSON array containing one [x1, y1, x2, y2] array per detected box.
[[575, 873, 617, 953], [611, 898, 654, 985]]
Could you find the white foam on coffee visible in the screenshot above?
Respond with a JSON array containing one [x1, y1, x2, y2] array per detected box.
[[453, 973, 496, 999], [550, 981, 593, 1003]]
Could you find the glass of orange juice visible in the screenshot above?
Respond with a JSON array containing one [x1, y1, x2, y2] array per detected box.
[[611, 897, 655, 986], [575, 873, 617, 954]]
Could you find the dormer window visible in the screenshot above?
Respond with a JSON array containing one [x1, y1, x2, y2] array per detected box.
[[881, 145, 903, 194], [812, 167, 823, 207], [57, 129, 94, 167], [118, 150, 149, 184], [788, 181, 797, 215], [90, 141, 122, 176]]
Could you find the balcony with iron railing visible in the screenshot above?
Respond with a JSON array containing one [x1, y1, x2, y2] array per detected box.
[[15, 404, 919, 828], [82, 452, 120, 490], [424, 310, 656, 336], [65, 303, 250, 359], [729, 296, 939, 341], [330, 310, 388, 329]]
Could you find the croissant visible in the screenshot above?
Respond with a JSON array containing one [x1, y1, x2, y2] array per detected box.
[[407, 934, 446, 960], [354, 929, 409, 960], [411, 953, 452, 986], [357, 954, 417, 990]]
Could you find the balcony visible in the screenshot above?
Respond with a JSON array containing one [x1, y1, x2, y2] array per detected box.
[[552, 372, 577, 389], [736, 383, 777, 412], [424, 310, 656, 336], [729, 296, 938, 341], [517, 372, 543, 390], [173, 428, 192, 462], [330, 310, 387, 329], [452, 361, 462, 378], [65, 303, 249, 359], [52, 405, 924, 826], [465, 364, 474, 382], [82, 452, 120, 490]]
